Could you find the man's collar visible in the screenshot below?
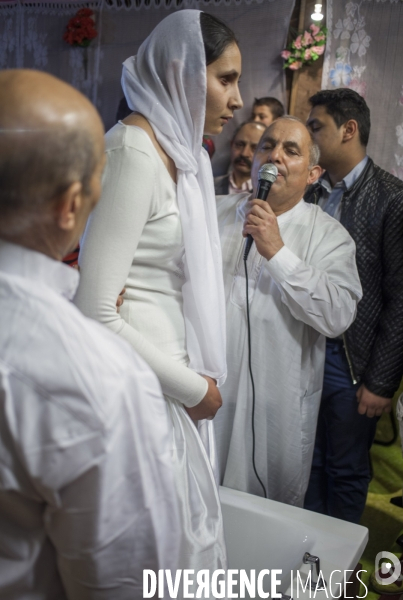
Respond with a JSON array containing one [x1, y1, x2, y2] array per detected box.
[[318, 156, 369, 192], [317, 171, 332, 193], [0, 240, 79, 300], [342, 156, 369, 190], [238, 195, 305, 223], [229, 171, 253, 194], [276, 198, 306, 224]]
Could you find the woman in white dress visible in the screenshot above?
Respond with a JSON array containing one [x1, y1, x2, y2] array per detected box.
[[74, 9, 242, 575]]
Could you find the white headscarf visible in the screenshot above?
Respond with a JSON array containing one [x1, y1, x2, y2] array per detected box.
[[122, 9, 227, 386]]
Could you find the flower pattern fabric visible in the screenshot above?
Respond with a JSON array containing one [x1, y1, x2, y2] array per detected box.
[[324, 0, 403, 181], [350, 29, 371, 57], [328, 3, 369, 95], [329, 62, 352, 86]]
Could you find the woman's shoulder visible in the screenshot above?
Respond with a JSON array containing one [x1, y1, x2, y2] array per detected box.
[[104, 121, 158, 161], [120, 114, 177, 184]]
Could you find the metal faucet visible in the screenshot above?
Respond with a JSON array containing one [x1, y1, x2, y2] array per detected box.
[[303, 552, 327, 591]]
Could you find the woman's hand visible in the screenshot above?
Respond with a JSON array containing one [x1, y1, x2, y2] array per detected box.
[[185, 376, 222, 421], [116, 288, 126, 313]]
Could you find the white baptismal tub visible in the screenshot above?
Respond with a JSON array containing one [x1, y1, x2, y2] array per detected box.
[[219, 486, 368, 599]]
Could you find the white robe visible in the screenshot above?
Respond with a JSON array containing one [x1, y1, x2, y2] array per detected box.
[[215, 193, 362, 507], [0, 241, 180, 600]]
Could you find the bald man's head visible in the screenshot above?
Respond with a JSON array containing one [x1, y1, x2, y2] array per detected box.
[[0, 70, 104, 239]]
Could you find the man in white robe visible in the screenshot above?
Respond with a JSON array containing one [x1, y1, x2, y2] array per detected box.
[[214, 117, 362, 507], [0, 70, 179, 600]]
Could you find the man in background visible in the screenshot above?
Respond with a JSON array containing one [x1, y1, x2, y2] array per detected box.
[[214, 117, 361, 507], [251, 96, 285, 127], [304, 88, 403, 523], [214, 120, 265, 195], [0, 70, 179, 599]]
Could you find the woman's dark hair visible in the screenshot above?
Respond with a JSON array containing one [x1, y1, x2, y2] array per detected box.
[[200, 12, 238, 66]]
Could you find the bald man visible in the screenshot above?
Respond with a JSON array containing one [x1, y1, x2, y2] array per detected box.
[[0, 71, 179, 599]]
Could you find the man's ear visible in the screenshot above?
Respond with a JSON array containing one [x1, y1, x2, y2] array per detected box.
[[342, 119, 358, 143], [307, 164, 323, 186], [56, 182, 83, 231]]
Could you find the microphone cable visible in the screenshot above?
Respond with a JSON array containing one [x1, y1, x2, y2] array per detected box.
[[241, 164, 277, 499], [243, 254, 268, 499]]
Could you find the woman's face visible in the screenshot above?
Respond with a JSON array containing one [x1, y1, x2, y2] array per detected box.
[[204, 42, 243, 136]]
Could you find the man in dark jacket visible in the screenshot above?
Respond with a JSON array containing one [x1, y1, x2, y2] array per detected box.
[[304, 88, 403, 523]]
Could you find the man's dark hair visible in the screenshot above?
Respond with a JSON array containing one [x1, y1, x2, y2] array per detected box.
[[309, 88, 371, 147], [200, 12, 238, 66], [253, 97, 285, 120]]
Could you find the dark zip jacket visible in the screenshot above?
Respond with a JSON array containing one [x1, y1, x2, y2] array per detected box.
[[304, 157, 403, 398]]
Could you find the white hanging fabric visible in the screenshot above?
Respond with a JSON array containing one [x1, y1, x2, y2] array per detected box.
[[122, 9, 228, 385]]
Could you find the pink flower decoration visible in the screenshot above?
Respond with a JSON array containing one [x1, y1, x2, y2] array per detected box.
[[283, 26, 326, 71], [303, 31, 313, 46], [289, 61, 302, 71], [310, 24, 320, 36], [312, 45, 325, 56]]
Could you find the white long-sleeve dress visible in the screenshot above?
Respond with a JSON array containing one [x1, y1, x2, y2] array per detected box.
[[215, 193, 362, 507], [74, 123, 227, 573]]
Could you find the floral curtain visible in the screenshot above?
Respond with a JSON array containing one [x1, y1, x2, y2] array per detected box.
[[0, 0, 295, 175], [323, 0, 403, 179]]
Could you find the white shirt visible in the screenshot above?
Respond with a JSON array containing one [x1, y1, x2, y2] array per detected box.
[[0, 240, 180, 600], [228, 171, 253, 195], [215, 195, 362, 506]]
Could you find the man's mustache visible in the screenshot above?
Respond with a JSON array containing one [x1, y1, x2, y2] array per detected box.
[[234, 156, 252, 168]]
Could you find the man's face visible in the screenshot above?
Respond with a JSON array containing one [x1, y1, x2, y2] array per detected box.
[[306, 105, 344, 171], [252, 119, 319, 211], [252, 105, 274, 128], [231, 123, 265, 179]]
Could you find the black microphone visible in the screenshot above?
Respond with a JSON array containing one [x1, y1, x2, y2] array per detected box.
[[243, 163, 278, 260]]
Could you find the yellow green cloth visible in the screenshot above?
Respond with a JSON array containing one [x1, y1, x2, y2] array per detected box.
[[359, 390, 403, 598]]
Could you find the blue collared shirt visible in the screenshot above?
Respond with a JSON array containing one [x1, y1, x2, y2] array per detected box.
[[317, 156, 368, 221]]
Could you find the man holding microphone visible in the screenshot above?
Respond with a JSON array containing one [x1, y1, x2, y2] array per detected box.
[[214, 116, 362, 507]]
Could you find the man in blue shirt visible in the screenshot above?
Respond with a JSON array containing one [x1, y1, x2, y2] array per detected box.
[[304, 88, 403, 523]]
